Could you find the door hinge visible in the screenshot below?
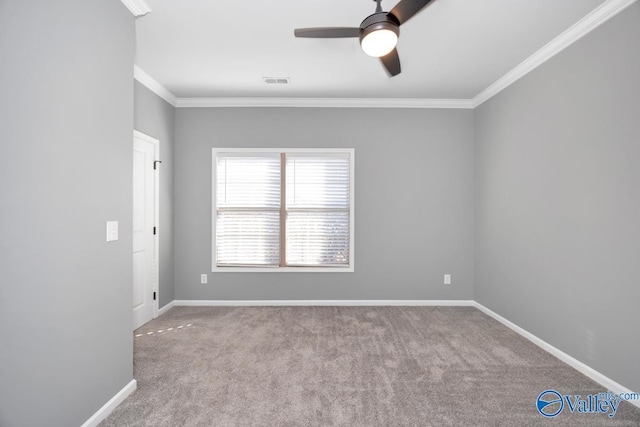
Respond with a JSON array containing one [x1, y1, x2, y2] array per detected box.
[[154, 160, 162, 170], [153, 291, 156, 301], [153, 226, 157, 235]]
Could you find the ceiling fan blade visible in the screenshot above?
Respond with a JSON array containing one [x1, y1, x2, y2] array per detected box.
[[294, 27, 361, 38], [380, 48, 401, 77], [389, 0, 435, 26]]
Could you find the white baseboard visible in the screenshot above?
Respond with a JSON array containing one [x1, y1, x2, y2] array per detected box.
[[81, 379, 137, 427], [473, 302, 640, 409], [158, 300, 175, 316], [173, 299, 475, 307]]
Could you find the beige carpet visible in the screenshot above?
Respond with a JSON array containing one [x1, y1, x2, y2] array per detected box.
[[101, 306, 640, 426]]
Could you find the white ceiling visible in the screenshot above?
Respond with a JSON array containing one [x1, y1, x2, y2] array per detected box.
[[135, 0, 608, 99]]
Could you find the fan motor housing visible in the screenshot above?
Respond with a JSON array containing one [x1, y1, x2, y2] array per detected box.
[[359, 12, 400, 41]]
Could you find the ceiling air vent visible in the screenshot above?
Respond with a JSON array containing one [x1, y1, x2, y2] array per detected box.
[[263, 77, 290, 84]]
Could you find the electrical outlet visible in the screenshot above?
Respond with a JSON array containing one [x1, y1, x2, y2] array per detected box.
[[106, 221, 118, 242], [444, 274, 452, 285], [201, 274, 208, 284]]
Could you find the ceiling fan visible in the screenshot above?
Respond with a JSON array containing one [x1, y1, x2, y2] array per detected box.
[[294, 0, 436, 77]]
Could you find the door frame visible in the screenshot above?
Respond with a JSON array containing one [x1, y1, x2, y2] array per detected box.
[[133, 130, 160, 322]]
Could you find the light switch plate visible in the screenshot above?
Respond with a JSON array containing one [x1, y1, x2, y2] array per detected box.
[[444, 274, 452, 285], [106, 221, 119, 242]]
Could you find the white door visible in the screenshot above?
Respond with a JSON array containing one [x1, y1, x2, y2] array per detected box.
[[133, 131, 159, 330]]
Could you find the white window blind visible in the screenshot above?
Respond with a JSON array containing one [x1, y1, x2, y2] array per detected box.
[[286, 154, 350, 266], [213, 149, 353, 271], [215, 154, 280, 266]]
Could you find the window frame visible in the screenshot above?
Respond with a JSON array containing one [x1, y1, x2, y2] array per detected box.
[[211, 147, 355, 273]]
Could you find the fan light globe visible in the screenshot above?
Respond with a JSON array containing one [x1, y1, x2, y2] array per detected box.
[[361, 28, 398, 57]]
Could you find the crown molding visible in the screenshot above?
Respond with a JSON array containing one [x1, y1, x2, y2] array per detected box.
[[133, 65, 471, 109], [120, 0, 151, 17], [471, 0, 638, 108], [174, 97, 474, 109], [135, 0, 637, 110], [134, 65, 177, 107]]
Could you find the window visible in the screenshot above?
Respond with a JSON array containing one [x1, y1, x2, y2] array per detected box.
[[212, 148, 354, 272]]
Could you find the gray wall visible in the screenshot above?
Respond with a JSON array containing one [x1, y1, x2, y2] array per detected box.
[[175, 108, 475, 300], [475, 3, 640, 393], [0, 2, 135, 426], [134, 81, 176, 308]]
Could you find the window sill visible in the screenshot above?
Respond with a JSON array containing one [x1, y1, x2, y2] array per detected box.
[[211, 266, 354, 273]]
